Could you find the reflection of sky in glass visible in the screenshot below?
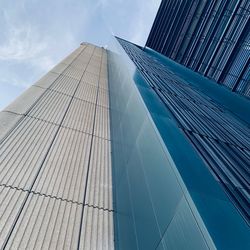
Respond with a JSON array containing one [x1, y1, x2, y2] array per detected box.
[[0, 0, 160, 110]]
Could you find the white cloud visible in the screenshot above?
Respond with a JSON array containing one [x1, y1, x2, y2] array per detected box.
[[0, 9, 51, 62], [0, 8, 61, 88], [0, 25, 47, 61], [0, 10, 56, 90]]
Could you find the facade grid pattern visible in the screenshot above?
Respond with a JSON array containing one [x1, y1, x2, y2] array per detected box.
[[146, 0, 250, 97], [0, 44, 114, 249]]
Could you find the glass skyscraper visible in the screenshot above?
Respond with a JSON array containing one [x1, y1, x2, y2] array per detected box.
[[108, 36, 249, 250]]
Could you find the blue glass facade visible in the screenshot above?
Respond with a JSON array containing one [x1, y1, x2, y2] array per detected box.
[[107, 37, 250, 249], [146, 0, 250, 97]]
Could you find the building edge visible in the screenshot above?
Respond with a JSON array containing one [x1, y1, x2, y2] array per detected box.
[[107, 36, 250, 249]]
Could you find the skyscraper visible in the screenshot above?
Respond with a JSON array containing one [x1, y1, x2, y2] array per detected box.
[[146, 0, 250, 97], [108, 37, 250, 250], [0, 21, 249, 250], [0, 43, 114, 249]]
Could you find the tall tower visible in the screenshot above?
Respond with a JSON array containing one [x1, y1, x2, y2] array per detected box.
[[109, 37, 250, 250], [0, 43, 114, 249]]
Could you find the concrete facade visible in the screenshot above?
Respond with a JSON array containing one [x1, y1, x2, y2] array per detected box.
[[0, 43, 114, 249]]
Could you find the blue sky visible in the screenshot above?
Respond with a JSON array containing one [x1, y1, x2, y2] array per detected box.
[[0, 0, 161, 110]]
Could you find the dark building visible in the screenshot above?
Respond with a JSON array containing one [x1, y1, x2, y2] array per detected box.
[[146, 0, 250, 97], [108, 37, 250, 250]]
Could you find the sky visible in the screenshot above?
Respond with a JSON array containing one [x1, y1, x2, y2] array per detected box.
[[0, 0, 161, 110]]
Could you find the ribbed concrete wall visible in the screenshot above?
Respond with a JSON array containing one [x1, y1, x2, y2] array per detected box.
[[0, 43, 114, 249]]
